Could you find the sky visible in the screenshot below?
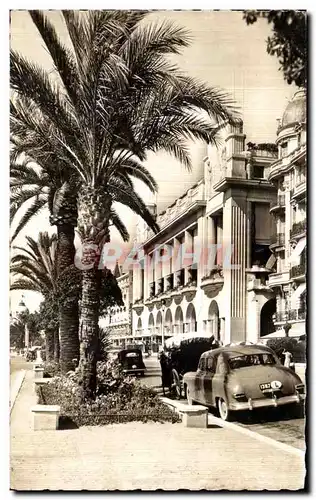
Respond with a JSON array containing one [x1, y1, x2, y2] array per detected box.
[[9, 9, 297, 313]]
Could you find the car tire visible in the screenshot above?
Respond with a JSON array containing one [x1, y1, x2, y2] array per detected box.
[[185, 386, 196, 406], [217, 398, 232, 421]]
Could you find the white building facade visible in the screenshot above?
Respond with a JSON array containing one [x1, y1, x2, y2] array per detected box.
[[131, 119, 285, 349], [268, 90, 306, 338]]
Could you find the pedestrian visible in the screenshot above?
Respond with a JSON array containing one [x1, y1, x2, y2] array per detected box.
[[283, 349, 293, 369]]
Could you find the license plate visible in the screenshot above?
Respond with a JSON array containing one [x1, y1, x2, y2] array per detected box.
[[260, 383, 271, 390]]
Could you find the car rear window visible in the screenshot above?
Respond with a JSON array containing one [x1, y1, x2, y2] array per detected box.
[[228, 353, 276, 369]]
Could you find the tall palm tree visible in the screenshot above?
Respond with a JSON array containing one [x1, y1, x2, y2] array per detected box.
[[10, 153, 146, 371], [10, 232, 59, 362], [11, 10, 239, 399]]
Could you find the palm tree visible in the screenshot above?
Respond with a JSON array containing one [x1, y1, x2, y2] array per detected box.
[[10, 153, 143, 372], [10, 232, 59, 362], [11, 10, 239, 399]]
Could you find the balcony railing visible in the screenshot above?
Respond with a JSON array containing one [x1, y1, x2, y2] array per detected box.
[[288, 309, 306, 321], [174, 268, 185, 288], [290, 264, 306, 279], [290, 219, 306, 239], [186, 265, 197, 286], [149, 282, 155, 298], [270, 233, 285, 247], [164, 273, 174, 292], [157, 277, 164, 294], [270, 195, 285, 212]]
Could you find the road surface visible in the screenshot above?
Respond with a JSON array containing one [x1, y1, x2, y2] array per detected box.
[[141, 356, 306, 451]]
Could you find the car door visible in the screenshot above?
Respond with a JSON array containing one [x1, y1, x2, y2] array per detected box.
[[192, 357, 206, 403], [202, 354, 218, 406]]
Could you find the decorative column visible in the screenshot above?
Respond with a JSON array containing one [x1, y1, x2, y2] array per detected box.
[[206, 216, 216, 272], [184, 230, 193, 284], [223, 194, 247, 343]]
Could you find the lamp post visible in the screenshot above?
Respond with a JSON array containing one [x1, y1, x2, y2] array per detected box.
[[161, 299, 166, 348]]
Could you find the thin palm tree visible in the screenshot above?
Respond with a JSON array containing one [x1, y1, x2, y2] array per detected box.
[[11, 10, 239, 398], [10, 232, 59, 362]]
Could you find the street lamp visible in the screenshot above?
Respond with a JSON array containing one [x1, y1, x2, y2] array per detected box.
[[161, 299, 166, 348]]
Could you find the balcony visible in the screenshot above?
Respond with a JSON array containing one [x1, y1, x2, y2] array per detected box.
[[164, 273, 174, 292], [269, 195, 286, 214], [185, 265, 197, 287], [288, 309, 306, 321], [268, 271, 290, 288], [290, 219, 306, 240], [201, 266, 224, 297], [291, 179, 306, 201], [157, 277, 164, 295], [290, 252, 306, 281], [149, 282, 156, 298], [270, 233, 285, 249], [174, 268, 185, 288]]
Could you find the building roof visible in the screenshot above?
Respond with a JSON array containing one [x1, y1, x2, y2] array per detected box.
[[280, 89, 306, 130]]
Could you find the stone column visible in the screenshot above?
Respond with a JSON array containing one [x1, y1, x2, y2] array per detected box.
[[223, 194, 247, 343], [184, 230, 193, 283], [197, 216, 207, 282], [206, 216, 216, 271]]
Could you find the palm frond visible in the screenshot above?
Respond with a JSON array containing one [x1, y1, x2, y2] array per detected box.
[[110, 208, 130, 242]]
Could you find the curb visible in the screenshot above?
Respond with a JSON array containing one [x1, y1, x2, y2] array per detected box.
[[160, 396, 304, 458], [10, 370, 26, 414]]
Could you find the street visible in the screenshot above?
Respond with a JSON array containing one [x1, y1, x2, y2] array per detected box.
[[141, 356, 305, 451]]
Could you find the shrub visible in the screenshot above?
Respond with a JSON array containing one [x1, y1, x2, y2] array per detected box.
[[43, 361, 61, 378], [38, 362, 179, 427], [267, 338, 306, 363]]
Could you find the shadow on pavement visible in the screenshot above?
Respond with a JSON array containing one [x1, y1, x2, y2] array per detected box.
[[58, 416, 79, 430]]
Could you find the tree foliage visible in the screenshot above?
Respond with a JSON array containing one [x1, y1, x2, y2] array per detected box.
[[243, 10, 307, 88]]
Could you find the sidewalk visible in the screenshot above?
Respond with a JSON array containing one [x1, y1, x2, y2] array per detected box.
[[10, 371, 306, 491]]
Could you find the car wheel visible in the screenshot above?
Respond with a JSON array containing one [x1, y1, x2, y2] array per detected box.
[[185, 386, 196, 406], [171, 369, 182, 400], [217, 398, 232, 421]]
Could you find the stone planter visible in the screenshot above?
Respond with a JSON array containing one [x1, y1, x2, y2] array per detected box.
[[31, 405, 60, 431], [34, 366, 44, 379]]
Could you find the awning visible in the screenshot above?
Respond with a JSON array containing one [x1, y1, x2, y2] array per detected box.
[[265, 253, 276, 271], [289, 237, 306, 265], [291, 283, 306, 308]]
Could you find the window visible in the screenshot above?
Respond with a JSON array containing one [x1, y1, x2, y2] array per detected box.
[[252, 165, 264, 179], [228, 354, 276, 370]]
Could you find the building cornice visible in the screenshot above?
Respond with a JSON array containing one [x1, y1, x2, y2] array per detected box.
[[213, 177, 275, 193]]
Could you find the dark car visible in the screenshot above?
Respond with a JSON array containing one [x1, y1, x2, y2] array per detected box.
[[183, 344, 305, 421], [117, 348, 146, 377]]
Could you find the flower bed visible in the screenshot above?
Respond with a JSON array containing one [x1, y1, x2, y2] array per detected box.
[[37, 360, 179, 427]]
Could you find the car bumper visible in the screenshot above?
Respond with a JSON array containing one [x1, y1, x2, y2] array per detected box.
[[230, 392, 305, 411]]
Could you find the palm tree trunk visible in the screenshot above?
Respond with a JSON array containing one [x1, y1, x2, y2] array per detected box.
[[57, 223, 80, 372], [79, 268, 101, 399], [77, 186, 111, 400], [45, 328, 55, 362], [54, 329, 60, 363], [59, 305, 80, 372]]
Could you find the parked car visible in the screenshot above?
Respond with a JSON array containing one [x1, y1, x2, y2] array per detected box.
[[183, 344, 305, 421], [117, 348, 146, 377]]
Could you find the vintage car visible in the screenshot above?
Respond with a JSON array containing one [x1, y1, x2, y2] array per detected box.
[[117, 348, 146, 377], [183, 344, 305, 421]]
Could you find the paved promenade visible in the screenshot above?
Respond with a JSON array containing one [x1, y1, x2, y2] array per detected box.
[[10, 369, 306, 491]]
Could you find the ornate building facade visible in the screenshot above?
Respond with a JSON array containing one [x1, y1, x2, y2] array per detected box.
[[131, 118, 285, 347], [267, 90, 306, 338]]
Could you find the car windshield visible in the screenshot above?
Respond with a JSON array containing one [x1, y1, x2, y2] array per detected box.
[[228, 353, 276, 370]]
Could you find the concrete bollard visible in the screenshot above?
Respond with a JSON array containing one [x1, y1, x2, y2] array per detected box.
[[181, 405, 208, 428], [31, 405, 60, 431], [34, 366, 44, 379]]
